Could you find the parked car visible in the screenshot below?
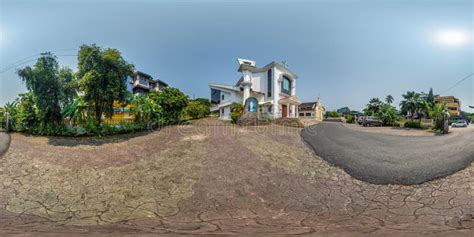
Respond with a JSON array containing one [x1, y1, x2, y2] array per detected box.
[[362, 116, 383, 127], [452, 120, 468, 127]]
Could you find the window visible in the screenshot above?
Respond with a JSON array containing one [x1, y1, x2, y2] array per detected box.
[[306, 112, 311, 116], [211, 89, 221, 104], [221, 94, 225, 101], [138, 76, 149, 86], [299, 113, 304, 117], [267, 70, 272, 97], [281, 76, 291, 95]]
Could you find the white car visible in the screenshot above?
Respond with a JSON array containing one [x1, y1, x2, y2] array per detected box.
[[452, 120, 468, 127]]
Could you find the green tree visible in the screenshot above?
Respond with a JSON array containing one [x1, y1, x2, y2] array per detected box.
[[385, 95, 394, 104], [17, 52, 64, 126], [59, 67, 78, 107], [131, 94, 163, 125], [429, 103, 448, 130], [149, 88, 188, 124], [365, 98, 383, 115], [376, 103, 398, 126], [77, 44, 134, 125], [400, 91, 426, 121], [61, 96, 88, 126], [15, 93, 39, 132], [426, 88, 435, 107], [3, 100, 19, 131], [185, 99, 210, 119]]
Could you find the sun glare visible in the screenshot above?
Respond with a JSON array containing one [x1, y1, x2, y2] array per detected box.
[[436, 29, 469, 47]]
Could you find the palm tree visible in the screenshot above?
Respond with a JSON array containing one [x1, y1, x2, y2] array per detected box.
[[385, 95, 394, 104], [366, 98, 383, 115], [399, 91, 424, 121]]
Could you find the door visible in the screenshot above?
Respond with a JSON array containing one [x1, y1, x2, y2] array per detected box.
[[282, 104, 288, 117]]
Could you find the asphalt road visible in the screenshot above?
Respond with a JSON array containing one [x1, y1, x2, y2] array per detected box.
[[301, 122, 474, 184]]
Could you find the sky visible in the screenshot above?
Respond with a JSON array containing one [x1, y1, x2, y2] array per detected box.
[[0, 0, 473, 111]]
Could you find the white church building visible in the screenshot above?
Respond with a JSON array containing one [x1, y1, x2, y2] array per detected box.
[[209, 59, 301, 120]]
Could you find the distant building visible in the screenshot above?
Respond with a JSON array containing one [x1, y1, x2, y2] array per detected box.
[[128, 71, 168, 95], [298, 97, 325, 122], [111, 71, 168, 121], [434, 96, 460, 116], [337, 107, 351, 116]]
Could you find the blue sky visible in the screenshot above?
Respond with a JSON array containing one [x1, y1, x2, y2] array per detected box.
[[0, 0, 473, 111]]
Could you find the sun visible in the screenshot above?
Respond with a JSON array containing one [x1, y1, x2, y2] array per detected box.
[[435, 29, 470, 47]]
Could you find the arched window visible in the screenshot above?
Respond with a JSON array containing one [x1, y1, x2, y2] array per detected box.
[[245, 97, 258, 112], [281, 76, 291, 95]]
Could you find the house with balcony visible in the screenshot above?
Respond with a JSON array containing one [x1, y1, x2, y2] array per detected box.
[[434, 96, 461, 116], [127, 71, 168, 95], [209, 58, 301, 120], [110, 71, 168, 121]]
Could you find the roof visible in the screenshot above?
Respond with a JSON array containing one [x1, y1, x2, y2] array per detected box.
[[254, 61, 298, 79], [236, 60, 298, 79], [209, 83, 241, 92], [299, 102, 316, 110], [134, 71, 168, 87], [136, 70, 153, 79]]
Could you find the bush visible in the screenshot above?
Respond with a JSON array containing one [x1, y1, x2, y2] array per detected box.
[[230, 103, 244, 123], [327, 111, 340, 118], [149, 88, 188, 124], [185, 99, 210, 119], [404, 120, 421, 128], [376, 104, 398, 126], [344, 114, 354, 123]]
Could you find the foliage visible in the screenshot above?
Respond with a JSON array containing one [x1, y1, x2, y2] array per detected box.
[[385, 95, 394, 104], [376, 103, 398, 126], [148, 87, 188, 124], [429, 103, 448, 130], [15, 93, 39, 132], [131, 94, 164, 125], [77, 44, 134, 125], [326, 111, 340, 118], [3, 101, 18, 131], [185, 99, 211, 119], [59, 67, 78, 106], [426, 88, 435, 107], [404, 120, 422, 128], [61, 96, 88, 126], [344, 114, 354, 123], [230, 102, 244, 123], [365, 98, 383, 115], [17, 52, 66, 126], [399, 91, 429, 121]]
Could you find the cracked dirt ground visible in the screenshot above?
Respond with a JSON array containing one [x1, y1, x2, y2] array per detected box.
[[0, 118, 473, 236]]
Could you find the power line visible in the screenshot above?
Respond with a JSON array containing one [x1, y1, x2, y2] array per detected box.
[[0, 54, 78, 74], [0, 49, 76, 73], [439, 72, 474, 94]]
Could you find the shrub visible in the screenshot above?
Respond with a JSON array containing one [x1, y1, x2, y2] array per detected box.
[[185, 99, 210, 119], [149, 88, 188, 124], [327, 111, 340, 118], [230, 103, 244, 123], [376, 104, 398, 126], [344, 114, 354, 123], [404, 120, 421, 128]]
